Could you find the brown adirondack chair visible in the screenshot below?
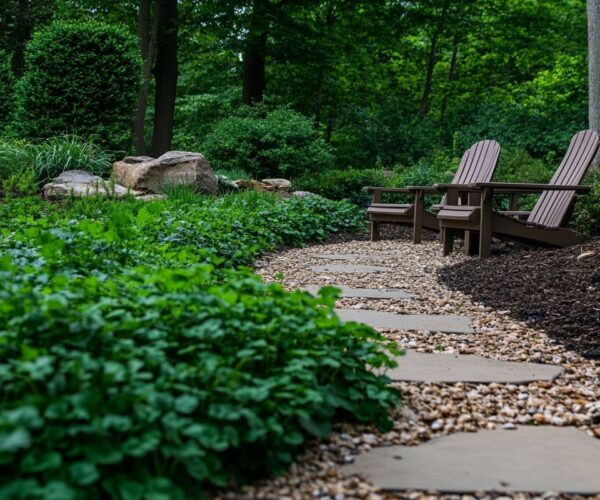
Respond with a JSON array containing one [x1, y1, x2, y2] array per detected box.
[[366, 140, 500, 243], [437, 130, 600, 259]]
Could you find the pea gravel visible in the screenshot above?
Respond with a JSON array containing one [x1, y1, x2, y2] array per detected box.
[[216, 226, 600, 500]]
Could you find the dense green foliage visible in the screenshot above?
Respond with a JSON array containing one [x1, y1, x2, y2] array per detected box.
[[0, 50, 14, 129], [0, 193, 400, 497], [201, 107, 335, 179], [13, 21, 140, 151], [295, 168, 388, 206], [0, 136, 112, 189]]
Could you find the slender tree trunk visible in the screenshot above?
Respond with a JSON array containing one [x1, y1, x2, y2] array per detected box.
[[13, 0, 32, 76], [418, 1, 450, 117], [242, 0, 268, 105], [440, 36, 459, 122], [151, 0, 178, 157], [134, 0, 157, 155], [588, 0, 600, 165], [314, 1, 336, 129]]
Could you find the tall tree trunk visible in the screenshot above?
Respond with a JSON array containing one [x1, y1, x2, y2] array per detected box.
[[151, 0, 178, 157], [134, 0, 157, 156], [440, 36, 459, 122], [13, 0, 32, 76], [242, 0, 268, 105], [314, 0, 336, 129], [418, 1, 450, 117], [588, 0, 600, 165]]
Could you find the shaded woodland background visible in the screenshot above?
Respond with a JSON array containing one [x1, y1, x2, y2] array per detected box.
[[0, 0, 588, 163]]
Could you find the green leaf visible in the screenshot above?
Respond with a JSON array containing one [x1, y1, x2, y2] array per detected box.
[[69, 461, 99, 486], [174, 395, 199, 414]]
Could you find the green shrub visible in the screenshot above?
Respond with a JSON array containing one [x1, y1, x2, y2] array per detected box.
[[390, 150, 456, 187], [0, 136, 112, 185], [0, 168, 38, 197], [0, 193, 398, 497], [172, 88, 241, 151], [494, 148, 553, 183], [0, 50, 14, 129], [574, 171, 600, 236], [13, 21, 141, 152], [202, 107, 335, 179], [294, 168, 387, 205]]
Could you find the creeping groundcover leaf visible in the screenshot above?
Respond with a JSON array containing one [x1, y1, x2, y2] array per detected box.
[[0, 193, 400, 497]]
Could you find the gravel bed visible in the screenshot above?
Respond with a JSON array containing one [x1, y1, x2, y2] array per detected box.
[[217, 226, 600, 500]]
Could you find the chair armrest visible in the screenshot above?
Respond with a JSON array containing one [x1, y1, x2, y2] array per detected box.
[[364, 186, 411, 194], [406, 185, 439, 194], [433, 183, 479, 192], [471, 182, 591, 193]]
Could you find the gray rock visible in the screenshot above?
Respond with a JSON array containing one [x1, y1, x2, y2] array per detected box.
[[336, 308, 474, 334], [385, 350, 563, 383], [292, 190, 318, 198], [343, 426, 600, 494], [262, 178, 292, 191], [43, 170, 143, 199], [112, 151, 218, 194]]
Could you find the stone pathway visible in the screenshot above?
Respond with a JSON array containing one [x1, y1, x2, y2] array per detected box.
[[336, 308, 474, 334], [343, 426, 600, 494], [384, 350, 563, 384], [302, 285, 411, 300], [311, 264, 393, 273], [224, 229, 600, 499]]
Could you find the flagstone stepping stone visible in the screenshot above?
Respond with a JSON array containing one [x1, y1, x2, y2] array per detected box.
[[302, 285, 411, 300], [313, 254, 396, 261], [343, 426, 600, 494], [336, 309, 474, 334], [311, 264, 393, 274], [385, 350, 563, 383]]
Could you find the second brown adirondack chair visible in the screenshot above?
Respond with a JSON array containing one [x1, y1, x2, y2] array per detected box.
[[366, 140, 501, 243], [437, 130, 600, 259]]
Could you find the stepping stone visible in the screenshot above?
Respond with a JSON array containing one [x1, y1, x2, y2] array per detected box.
[[302, 285, 411, 300], [313, 254, 393, 261], [385, 350, 563, 383], [343, 426, 600, 494], [336, 309, 474, 334], [311, 264, 393, 274]]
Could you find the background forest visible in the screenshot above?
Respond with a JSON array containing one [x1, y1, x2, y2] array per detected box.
[[0, 0, 593, 204]]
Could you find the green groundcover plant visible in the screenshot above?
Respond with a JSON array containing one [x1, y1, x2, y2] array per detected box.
[[0, 193, 401, 498]]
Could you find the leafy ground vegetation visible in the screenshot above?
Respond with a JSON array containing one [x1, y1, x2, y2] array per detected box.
[[0, 193, 400, 499]]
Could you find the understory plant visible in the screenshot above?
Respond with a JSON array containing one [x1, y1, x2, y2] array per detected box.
[[0, 193, 400, 498], [0, 136, 112, 185]]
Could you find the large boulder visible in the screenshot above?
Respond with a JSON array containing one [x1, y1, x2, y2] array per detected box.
[[112, 151, 218, 194], [43, 170, 145, 199]]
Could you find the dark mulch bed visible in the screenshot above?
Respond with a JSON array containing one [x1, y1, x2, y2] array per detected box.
[[438, 240, 600, 358]]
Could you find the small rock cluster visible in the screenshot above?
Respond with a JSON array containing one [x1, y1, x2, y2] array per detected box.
[[43, 150, 218, 200], [43, 151, 315, 201]]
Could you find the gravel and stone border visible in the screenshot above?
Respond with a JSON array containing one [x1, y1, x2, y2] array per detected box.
[[217, 226, 600, 500]]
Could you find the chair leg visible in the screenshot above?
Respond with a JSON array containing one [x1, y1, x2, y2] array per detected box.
[[464, 231, 479, 256], [371, 221, 380, 241], [478, 188, 493, 259], [412, 192, 423, 244], [442, 228, 454, 256]]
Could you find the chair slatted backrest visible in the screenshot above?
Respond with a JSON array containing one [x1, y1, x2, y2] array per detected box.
[[528, 130, 600, 228], [452, 139, 501, 185], [440, 140, 500, 206]]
